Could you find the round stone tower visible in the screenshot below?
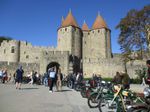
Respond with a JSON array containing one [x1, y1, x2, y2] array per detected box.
[[90, 14, 112, 58], [57, 11, 82, 58], [82, 21, 90, 59], [9, 40, 20, 62], [3, 40, 20, 62]]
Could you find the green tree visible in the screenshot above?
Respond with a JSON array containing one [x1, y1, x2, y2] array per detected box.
[[0, 36, 12, 44], [116, 5, 150, 61]]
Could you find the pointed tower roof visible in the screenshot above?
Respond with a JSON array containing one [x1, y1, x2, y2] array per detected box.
[[61, 16, 65, 26], [92, 13, 108, 29], [61, 10, 78, 27], [82, 21, 89, 31]]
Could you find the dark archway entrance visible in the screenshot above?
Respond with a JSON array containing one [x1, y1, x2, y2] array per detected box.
[[46, 62, 60, 72]]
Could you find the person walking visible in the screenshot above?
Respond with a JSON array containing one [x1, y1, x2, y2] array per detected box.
[[2, 68, 7, 84], [48, 67, 56, 92], [56, 68, 63, 91], [15, 65, 24, 89]]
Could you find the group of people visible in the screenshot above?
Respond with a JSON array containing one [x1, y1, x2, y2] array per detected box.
[[27, 71, 41, 85]]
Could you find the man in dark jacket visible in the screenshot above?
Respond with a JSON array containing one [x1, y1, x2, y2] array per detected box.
[[15, 65, 24, 89]]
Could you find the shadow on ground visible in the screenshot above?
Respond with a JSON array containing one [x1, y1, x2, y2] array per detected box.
[[55, 89, 72, 92], [21, 87, 39, 90]]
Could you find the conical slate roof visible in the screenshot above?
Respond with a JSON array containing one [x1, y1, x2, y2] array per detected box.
[[92, 14, 108, 29], [61, 11, 78, 27], [82, 21, 89, 31], [61, 16, 65, 26]]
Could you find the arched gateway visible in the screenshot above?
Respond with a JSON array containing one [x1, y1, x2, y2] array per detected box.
[[46, 62, 60, 72]]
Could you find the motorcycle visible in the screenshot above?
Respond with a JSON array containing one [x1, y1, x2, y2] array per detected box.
[[127, 84, 150, 112], [98, 84, 144, 112], [87, 81, 111, 108], [80, 79, 97, 98], [74, 80, 85, 91]]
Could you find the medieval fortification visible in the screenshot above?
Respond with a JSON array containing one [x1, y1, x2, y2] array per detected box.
[[0, 11, 147, 78]]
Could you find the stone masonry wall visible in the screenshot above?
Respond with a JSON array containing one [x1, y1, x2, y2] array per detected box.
[[0, 61, 40, 76], [83, 58, 124, 78]]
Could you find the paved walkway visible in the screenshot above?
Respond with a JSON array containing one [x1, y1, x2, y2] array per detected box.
[[0, 83, 148, 112], [0, 84, 99, 112]]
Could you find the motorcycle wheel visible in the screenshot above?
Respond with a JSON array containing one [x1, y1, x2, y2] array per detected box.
[[88, 93, 99, 108], [80, 89, 86, 98], [127, 107, 148, 112], [75, 84, 80, 91], [98, 98, 119, 112], [68, 81, 73, 89]]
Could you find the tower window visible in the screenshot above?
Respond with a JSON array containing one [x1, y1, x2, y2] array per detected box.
[[65, 28, 67, 31], [26, 55, 29, 59], [98, 30, 100, 33], [11, 46, 15, 53], [84, 41, 86, 44], [36, 57, 39, 59], [88, 32, 90, 35], [93, 31, 94, 33]]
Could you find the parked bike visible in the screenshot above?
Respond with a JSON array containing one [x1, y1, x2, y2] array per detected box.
[[127, 85, 150, 112], [80, 79, 97, 98], [98, 84, 144, 112], [87, 81, 111, 108]]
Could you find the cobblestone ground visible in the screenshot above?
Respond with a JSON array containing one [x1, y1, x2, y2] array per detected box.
[[0, 83, 99, 112], [0, 83, 148, 112]]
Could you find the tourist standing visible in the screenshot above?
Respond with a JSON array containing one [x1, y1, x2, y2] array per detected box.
[[15, 65, 24, 89], [2, 68, 7, 84], [56, 68, 63, 91]]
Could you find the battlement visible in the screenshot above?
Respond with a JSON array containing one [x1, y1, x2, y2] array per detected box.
[[83, 57, 122, 65], [0, 40, 19, 47], [44, 50, 69, 56]]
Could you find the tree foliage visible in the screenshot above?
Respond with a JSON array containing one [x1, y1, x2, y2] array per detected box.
[[0, 36, 12, 44], [116, 5, 150, 60]]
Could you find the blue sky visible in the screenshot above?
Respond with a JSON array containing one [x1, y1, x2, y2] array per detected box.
[[0, 0, 149, 53]]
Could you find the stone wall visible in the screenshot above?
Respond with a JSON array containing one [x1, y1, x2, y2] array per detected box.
[[83, 28, 111, 59], [83, 58, 124, 78], [83, 57, 147, 79], [57, 26, 73, 54], [126, 60, 146, 78], [0, 61, 40, 76], [0, 40, 20, 62], [40, 51, 69, 75]]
